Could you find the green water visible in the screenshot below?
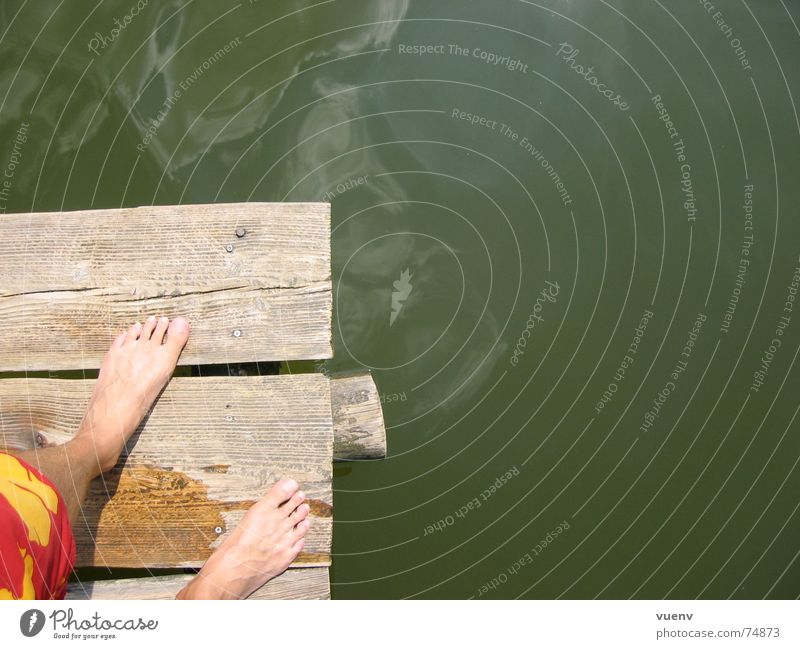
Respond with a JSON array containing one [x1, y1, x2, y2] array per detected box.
[[2, 0, 800, 599]]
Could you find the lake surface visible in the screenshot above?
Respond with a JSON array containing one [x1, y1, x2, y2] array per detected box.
[[1, 0, 799, 598]]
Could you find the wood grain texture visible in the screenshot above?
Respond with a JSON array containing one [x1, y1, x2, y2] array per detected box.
[[0, 203, 332, 371], [66, 567, 330, 600], [0, 375, 332, 569], [331, 372, 387, 460]]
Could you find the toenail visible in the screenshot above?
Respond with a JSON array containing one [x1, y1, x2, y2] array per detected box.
[[284, 478, 298, 491], [298, 492, 305, 500], [147, 315, 155, 322]]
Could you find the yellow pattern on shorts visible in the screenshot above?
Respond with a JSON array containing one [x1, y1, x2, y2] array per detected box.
[[0, 453, 59, 544], [0, 547, 35, 600]]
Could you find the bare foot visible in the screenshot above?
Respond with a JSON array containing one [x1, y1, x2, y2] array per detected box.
[[73, 316, 190, 473], [177, 478, 311, 599]]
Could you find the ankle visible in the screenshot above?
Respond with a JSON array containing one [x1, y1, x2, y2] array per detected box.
[[178, 572, 238, 600], [65, 437, 110, 478], [179, 550, 244, 599]]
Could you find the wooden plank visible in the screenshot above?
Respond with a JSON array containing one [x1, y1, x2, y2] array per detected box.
[[66, 567, 329, 600], [0, 375, 332, 568], [331, 372, 387, 460], [0, 203, 331, 371]]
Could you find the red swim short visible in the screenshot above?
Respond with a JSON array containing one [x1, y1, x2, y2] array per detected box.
[[0, 452, 75, 599]]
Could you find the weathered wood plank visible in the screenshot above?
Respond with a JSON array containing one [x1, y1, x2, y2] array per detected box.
[[0, 203, 331, 371], [0, 375, 332, 568], [66, 567, 330, 600], [331, 372, 387, 460]]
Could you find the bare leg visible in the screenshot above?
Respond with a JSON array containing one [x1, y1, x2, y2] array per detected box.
[[15, 316, 190, 527], [12, 316, 310, 599], [15, 439, 102, 524]]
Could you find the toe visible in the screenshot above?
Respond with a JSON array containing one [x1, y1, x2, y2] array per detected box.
[[125, 321, 143, 343], [290, 519, 310, 542], [283, 501, 309, 532], [164, 317, 190, 355], [290, 538, 305, 557], [152, 317, 169, 344], [140, 315, 157, 341], [263, 478, 299, 509], [280, 491, 305, 515], [288, 503, 310, 525], [112, 332, 127, 349]]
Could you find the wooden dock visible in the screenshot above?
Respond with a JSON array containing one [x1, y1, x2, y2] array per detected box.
[[0, 203, 387, 599]]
